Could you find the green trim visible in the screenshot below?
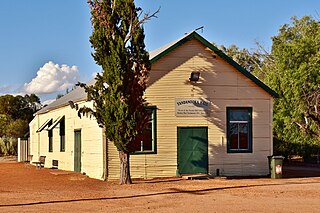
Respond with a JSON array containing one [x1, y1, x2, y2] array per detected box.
[[226, 107, 252, 153], [150, 36, 193, 64], [150, 31, 278, 98], [131, 106, 157, 155]]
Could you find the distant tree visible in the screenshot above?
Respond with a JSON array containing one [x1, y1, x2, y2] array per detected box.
[[0, 95, 20, 120], [0, 94, 40, 138], [73, 0, 158, 184], [0, 115, 11, 137], [5, 119, 29, 138], [219, 44, 262, 73], [266, 16, 320, 158], [216, 42, 275, 82], [20, 94, 41, 122]]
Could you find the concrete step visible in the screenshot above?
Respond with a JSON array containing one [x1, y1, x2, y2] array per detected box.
[[182, 174, 210, 180]]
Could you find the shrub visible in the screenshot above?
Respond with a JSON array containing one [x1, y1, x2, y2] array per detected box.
[[0, 137, 17, 155]]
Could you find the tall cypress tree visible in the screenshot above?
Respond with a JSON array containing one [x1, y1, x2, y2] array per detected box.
[[81, 0, 156, 184]]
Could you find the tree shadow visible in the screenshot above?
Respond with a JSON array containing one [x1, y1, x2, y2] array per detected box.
[[1, 180, 320, 207], [282, 165, 320, 178], [133, 178, 182, 184]]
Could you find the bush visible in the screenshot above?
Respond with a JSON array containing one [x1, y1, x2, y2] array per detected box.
[[274, 137, 320, 160], [0, 137, 17, 155]]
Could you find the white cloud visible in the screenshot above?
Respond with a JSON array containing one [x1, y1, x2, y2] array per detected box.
[[24, 61, 79, 94]]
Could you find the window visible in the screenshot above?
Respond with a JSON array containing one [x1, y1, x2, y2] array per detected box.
[[47, 116, 65, 152], [227, 107, 252, 153], [60, 117, 65, 152], [132, 107, 157, 154], [48, 120, 53, 152]]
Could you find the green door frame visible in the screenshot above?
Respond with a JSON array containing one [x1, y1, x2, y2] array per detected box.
[[74, 130, 81, 172], [177, 127, 208, 175]]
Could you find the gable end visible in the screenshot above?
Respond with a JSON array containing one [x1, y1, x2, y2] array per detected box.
[[150, 31, 278, 98]]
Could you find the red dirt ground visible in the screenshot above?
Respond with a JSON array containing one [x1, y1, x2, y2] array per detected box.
[[1, 161, 320, 212]]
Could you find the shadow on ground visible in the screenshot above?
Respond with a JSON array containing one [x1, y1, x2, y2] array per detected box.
[[1, 180, 320, 208], [283, 164, 320, 178]]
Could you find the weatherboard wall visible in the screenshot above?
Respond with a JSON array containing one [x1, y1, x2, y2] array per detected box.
[[29, 101, 104, 180], [106, 38, 273, 179]]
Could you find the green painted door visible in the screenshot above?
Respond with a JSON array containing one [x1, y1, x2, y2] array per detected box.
[[178, 127, 208, 174], [74, 130, 81, 172]]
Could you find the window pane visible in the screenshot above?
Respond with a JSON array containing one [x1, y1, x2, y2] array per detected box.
[[132, 108, 155, 152], [229, 123, 238, 149], [60, 135, 65, 152], [60, 118, 65, 136], [239, 123, 248, 149], [49, 131, 53, 152], [133, 123, 152, 151], [60, 118, 65, 152], [230, 110, 248, 121], [142, 127, 152, 151]]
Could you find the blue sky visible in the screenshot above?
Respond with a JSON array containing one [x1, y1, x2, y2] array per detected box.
[[0, 0, 319, 102]]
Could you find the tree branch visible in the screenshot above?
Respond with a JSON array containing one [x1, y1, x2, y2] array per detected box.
[[124, 7, 160, 44]]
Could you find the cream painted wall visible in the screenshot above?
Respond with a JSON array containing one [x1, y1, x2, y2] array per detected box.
[[107, 38, 273, 179], [29, 101, 104, 180]]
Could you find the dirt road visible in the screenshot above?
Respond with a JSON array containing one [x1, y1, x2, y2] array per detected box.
[[0, 162, 320, 212]]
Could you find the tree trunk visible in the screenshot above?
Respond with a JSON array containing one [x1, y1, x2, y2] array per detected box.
[[102, 131, 108, 181], [119, 151, 132, 184]]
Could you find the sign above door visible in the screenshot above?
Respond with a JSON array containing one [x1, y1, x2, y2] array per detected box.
[[175, 98, 210, 117]]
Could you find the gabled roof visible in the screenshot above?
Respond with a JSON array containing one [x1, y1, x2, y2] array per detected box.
[[149, 31, 278, 98], [36, 31, 278, 115]]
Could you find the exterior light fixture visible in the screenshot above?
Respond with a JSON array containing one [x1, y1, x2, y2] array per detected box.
[[189, 72, 200, 82]]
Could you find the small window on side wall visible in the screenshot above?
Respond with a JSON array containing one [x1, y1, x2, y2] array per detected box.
[[48, 120, 53, 152], [60, 117, 65, 152], [132, 107, 157, 154], [227, 107, 252, 153]]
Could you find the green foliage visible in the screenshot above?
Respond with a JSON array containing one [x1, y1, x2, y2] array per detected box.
[[6, 119, 29, 138], [0, 94, 40, 138], [0, 114, 11, 137], [273, 137, 320, 159], [81, 0, 151, 154], [80, 0, 157, 183], [0, 137, 17, 155], [77, 0, 156, 183], [218, 43, 273, 82], [219, 44, 262, 73], [219, 16, 320, 158], [266, 16, 320, 157]]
